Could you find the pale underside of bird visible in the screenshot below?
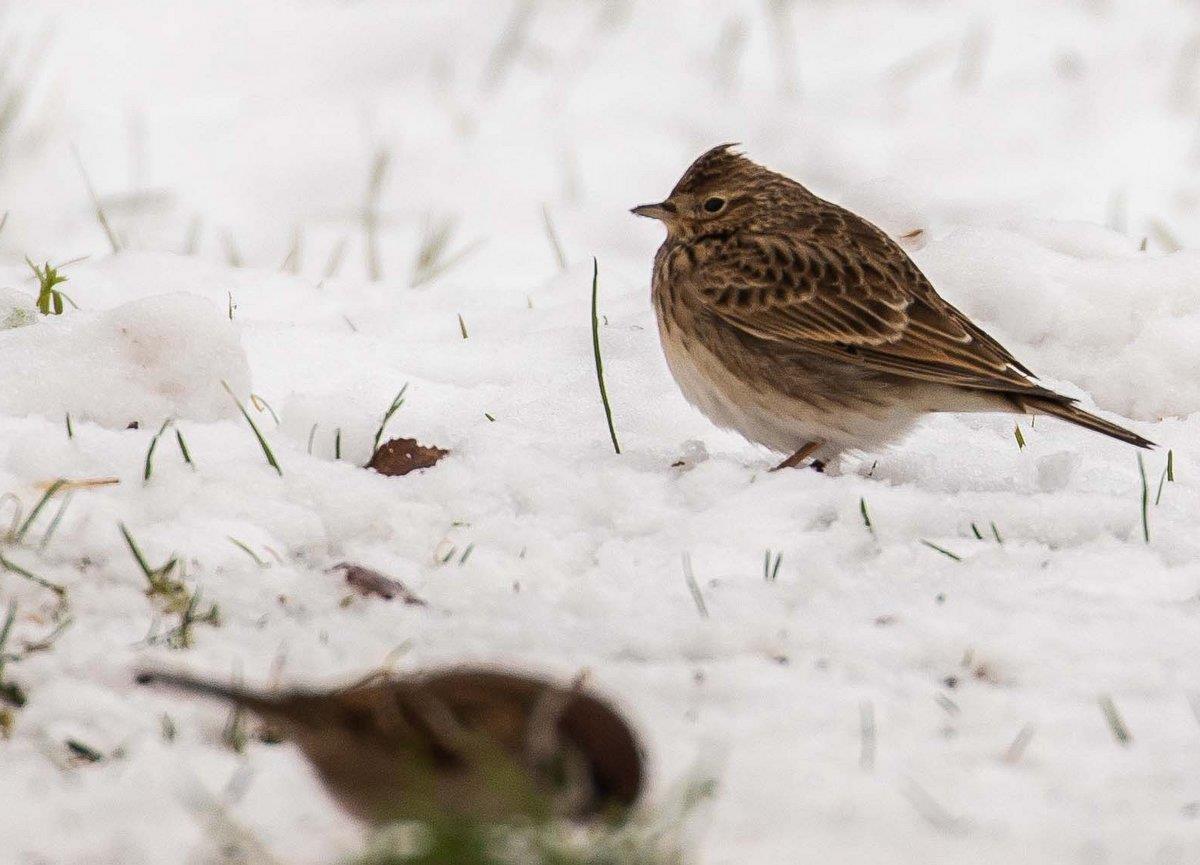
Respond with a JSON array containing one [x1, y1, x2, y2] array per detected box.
[[633, 145, 1153, 469], [138, 667, 643, 827]]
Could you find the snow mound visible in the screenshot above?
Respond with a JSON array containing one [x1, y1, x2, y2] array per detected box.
[[0, 293, 250, 427]]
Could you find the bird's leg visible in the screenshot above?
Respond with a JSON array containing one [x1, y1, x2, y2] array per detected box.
[[770, 441, 821, 472]]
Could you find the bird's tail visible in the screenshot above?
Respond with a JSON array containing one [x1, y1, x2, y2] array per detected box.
[[1016, 396, 1154, 449], [136, 669, 281, 715]]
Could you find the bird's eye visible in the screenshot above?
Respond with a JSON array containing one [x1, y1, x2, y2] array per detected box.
[[703, 196, 726, 213]]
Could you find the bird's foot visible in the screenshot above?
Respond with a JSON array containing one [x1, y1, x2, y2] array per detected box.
[[770, 442, 823, 472]]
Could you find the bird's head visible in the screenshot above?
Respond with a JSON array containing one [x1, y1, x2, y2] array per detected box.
[[631, 143, 768, 240]]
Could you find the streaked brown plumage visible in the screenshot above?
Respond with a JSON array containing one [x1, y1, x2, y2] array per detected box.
[[633, 144, 1153, 467], [138, 667, 643, 826]]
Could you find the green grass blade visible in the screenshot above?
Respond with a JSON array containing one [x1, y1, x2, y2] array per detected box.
[[12, 479, 66, 544], [920, 539, 962, 562], [590, 258, 620, 454], [221, 381, 282, 476], [1137, 452, 1149, 543], [144, 418, 172, 481]]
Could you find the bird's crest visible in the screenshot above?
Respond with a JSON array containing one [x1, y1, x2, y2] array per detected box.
[[670, 143, 755, 196]]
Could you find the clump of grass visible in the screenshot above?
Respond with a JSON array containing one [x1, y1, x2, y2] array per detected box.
[[157, 590, 219, 650], [221, 381, 282, 476], [762, 549, 782, 582], [590, 258, 620, 455], [118, 522, 183, 600], [410, 216, 484, 288], [356, 774, 712, 865], [26, 259, 77, 315]]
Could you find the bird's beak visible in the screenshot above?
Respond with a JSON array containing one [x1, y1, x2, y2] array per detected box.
[[630, 201, 674, 221]]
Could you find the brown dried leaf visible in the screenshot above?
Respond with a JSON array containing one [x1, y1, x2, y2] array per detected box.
[[332, 562, 426, 605], [367, 438, 448, 476]]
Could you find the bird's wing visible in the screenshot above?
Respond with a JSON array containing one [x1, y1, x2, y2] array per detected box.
[[686, 208, 1055, 396]]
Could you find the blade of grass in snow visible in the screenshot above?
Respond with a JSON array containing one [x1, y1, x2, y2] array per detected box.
[[38, 490, 73, 551], [221, 381, 282, 476], [12, 478, 65, 544], [590, 258, 620, 454], [144, 418, 171, 481], [307, 423, 318, 455], [118, 522, 180, 597], [364, 148, 390, 281], [1003, 723, 1036, 763], [541, 203, 567, 271], [367, 381, 410, 455], [334, 428, 342, 460], [0, 601, 16, 681], [280, 226, 302, 274], [1099, 695, 1132, 746], [457, 313, 469, 339], [228, 537, 269, 568], [174, 429, 194, 467], [64, 412, 73, 440], [249, 394, 280, 425], [1137, 452, 1149, 543], [762, 549, 782, 582], [71, 144, 121, 253], [921, 539, 962, 562], [1155, 449, 1175, 505], [1013, 424, 1026, 450], [681, 553, 708, 618], [859, 700, 876, 772], [860, 497, 873, 532], [970, 522, 983, 540], [0, 552, 65, 597], [323, 236, 348, 280]]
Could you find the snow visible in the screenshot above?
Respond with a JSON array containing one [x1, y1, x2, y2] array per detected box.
[[0, 1, 1198, 864]]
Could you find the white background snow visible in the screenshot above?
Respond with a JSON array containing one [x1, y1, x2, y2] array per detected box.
[[1, 1, 1198, 863]]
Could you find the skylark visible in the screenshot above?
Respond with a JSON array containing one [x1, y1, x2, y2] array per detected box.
[[139, 667, 642, 825], [633, 144, 1153, 470]]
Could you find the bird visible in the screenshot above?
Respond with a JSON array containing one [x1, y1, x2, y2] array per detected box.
[[632, 144, 1153, 471], [137, 666, 643, 826]]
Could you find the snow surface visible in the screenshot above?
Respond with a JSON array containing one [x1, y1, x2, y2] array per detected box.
[[0, 1, 1199, 863]]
